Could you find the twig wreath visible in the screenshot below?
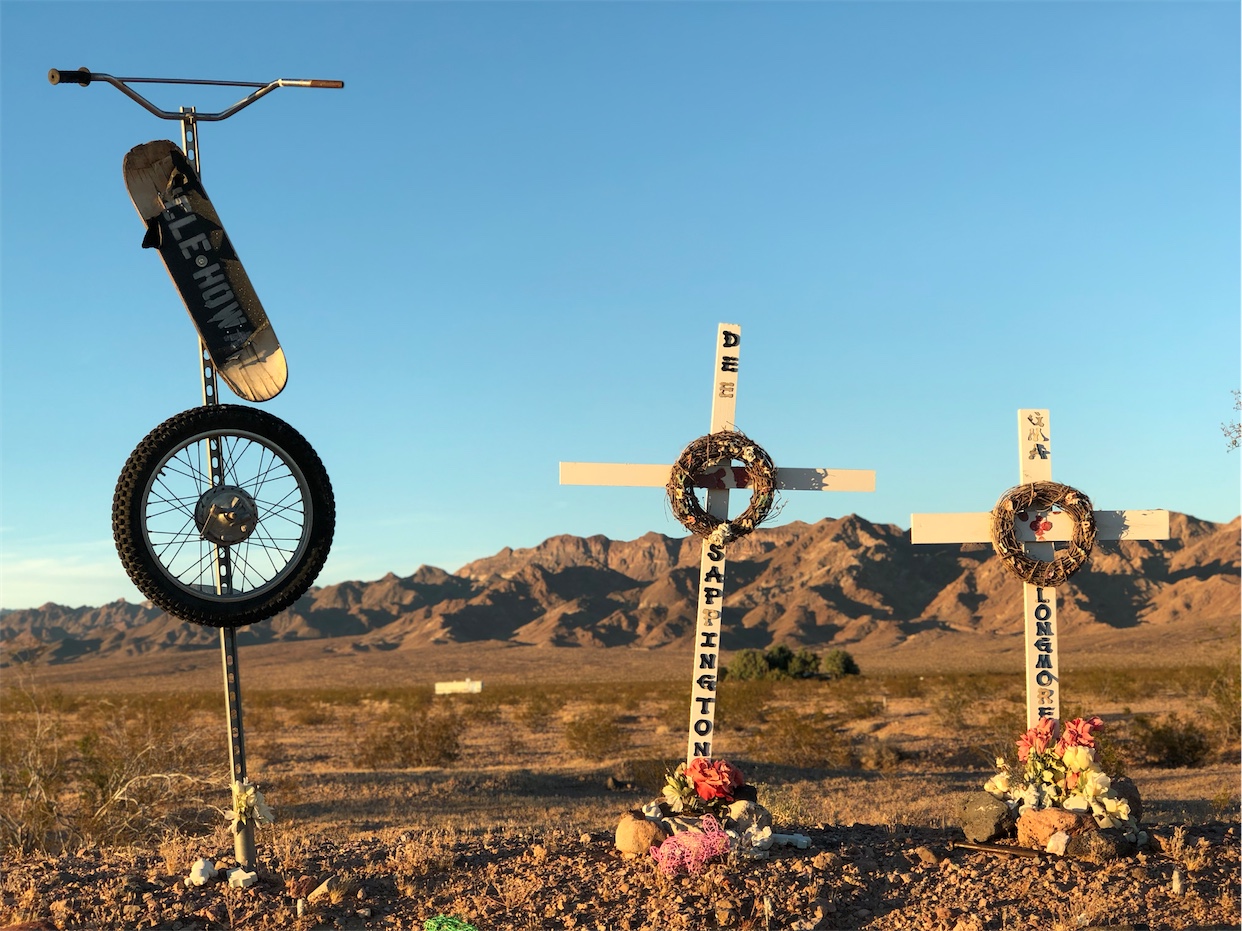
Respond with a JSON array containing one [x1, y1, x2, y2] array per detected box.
[[666, 431, 777, 544], [990, 481, 1097, 587]]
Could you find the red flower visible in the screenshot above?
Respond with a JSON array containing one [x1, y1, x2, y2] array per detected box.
[[1055, 716, 1103, 754], [685, 758, 745, 803], [1016, 717, 1058, 762]]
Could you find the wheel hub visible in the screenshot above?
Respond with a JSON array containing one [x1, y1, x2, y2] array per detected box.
[[195, 485, 259, 545]]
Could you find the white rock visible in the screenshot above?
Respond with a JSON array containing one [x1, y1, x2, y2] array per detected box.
[[772, 832, 812, 849], [1045, 831, 1070, 856], [187, 858, 217, 887], [226, 867, 258, 889]]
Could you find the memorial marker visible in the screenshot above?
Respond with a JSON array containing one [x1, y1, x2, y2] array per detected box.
[[561, 323, 875, 763], [911, 409, 1169, 727]]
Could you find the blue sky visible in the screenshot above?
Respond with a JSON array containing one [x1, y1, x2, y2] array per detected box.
[[2, 2, 1238, 611]]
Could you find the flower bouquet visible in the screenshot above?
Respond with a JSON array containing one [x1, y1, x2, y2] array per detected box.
[[660, 757, 748, 817], [984, 716, 1145, 844], [228, 779, 274, 833]]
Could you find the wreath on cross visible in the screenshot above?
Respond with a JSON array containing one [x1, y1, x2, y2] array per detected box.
[[989, 481, 1097, 587], [666, 431, 777, 544]]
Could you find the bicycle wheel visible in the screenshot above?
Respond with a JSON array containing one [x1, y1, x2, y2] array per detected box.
[[113, 405, 334, 628]]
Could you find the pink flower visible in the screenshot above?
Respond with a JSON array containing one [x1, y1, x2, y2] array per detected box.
[[685, 758, 746, 803], [1056, 716, 1104, 755], [1016, 717, 1058, 762]]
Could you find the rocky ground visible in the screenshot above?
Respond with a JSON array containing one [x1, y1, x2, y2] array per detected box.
[[1, 816, 1238, 931]]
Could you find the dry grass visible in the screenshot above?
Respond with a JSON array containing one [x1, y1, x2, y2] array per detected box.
[[2, 652, 1237, 856], [0, 643, 1237, 931]]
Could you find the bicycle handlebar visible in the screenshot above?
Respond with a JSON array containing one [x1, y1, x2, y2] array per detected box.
[[48, 68, 91, 86], [47, 68, 343, 121]]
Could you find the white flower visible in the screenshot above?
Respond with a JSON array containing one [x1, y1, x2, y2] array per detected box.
[[1076, 769, 1111, 801], [230, 780, 273, 828], [1061, 745, 1095, 772], [1062, 796, 1090, 814], [984, 772, 1011, 798], [1102, 795, 1131, 822]]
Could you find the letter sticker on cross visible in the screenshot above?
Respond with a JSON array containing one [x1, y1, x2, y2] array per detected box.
[[561, 323, 876, 764]]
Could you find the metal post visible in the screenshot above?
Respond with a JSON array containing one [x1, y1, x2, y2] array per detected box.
[[221, 627, 256, 866], [180, 107, 255, 866]]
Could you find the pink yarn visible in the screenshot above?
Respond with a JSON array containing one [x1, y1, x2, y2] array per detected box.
[[649, 814, 730, 876]]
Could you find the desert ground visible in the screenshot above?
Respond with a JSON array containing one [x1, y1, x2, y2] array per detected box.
[[1, 635, 1238, 930]]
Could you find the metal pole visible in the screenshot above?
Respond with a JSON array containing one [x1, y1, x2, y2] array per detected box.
[[180, 108, 255, 867], [221, 627, 256, 866]]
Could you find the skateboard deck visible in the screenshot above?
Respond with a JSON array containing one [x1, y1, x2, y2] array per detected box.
[[123, 140, 287, 402]]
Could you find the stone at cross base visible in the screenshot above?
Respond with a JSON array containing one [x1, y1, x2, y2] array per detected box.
[[614, 810, 668, 858]]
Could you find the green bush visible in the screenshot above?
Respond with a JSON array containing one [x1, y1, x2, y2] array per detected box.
[[763, 644, 794, 678], [729, 645, 823, 681], [727, 649, 771, 681], [822, 649, 860, 678], [787, 648, 821, 679]]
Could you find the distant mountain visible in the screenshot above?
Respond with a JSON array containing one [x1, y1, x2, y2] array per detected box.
[[3, 513, 1237, 664]]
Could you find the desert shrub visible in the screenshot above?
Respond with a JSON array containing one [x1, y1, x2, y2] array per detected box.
[[822, 649, 860, 678], [360, 707, 465, 769], [620, 757, 677, 794], [1130, 713, 1211, 768], [0, 689, 217, 854], [1204, 663, 1241, 746], [714, 679, 772, 731], [843, 696, 886, 720], [969, 706, 1030, 769], [856, 738, 904, 772], [517, 692, 565, 732], [727, 649, 770, 681], [763, 644, 794, 679], [285, 701, 334, 727], [451, 695, 502, 726], [75, 698, 218, 845], [563, 709, 631, 761], [0, 688, 76, 853], [787, 648, 821, 679], [727, 646, 824, 682], [753, 781, 812, 826], [878, 673, 927, 699], [748, 710, 853, 769]]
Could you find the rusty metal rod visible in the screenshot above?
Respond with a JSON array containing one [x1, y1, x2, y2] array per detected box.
[[950, 840, 1049, 859]]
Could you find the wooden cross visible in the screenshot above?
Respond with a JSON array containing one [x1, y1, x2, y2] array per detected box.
[[910, 409, 1169, 728], [561, 323, 875, 763]]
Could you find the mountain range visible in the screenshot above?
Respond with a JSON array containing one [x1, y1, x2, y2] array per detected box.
[[3, 512, 1237, 665]]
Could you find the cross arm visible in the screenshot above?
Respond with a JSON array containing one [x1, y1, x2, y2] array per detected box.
[[910, 509, 1170, 544], [559, 462, 875, 493]]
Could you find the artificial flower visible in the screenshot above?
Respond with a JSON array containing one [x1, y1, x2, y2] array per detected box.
[[685, 757, 745, 803], [1061, 745, 1094, 773], [230, 780, 273, 830], [1056, 716, 1104, 754], [1016, 717, 1057, 762]]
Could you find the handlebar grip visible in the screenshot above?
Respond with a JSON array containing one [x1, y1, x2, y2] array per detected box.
[[48, 68, 92, 86], [307, 79, 344, 89]]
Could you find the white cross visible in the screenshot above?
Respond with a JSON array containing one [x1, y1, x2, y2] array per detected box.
[[910, 409, 1169, 728], [561, 323, 875, 764]]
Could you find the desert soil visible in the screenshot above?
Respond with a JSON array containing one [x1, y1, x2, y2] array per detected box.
[[1, 643, 1239, 931]]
